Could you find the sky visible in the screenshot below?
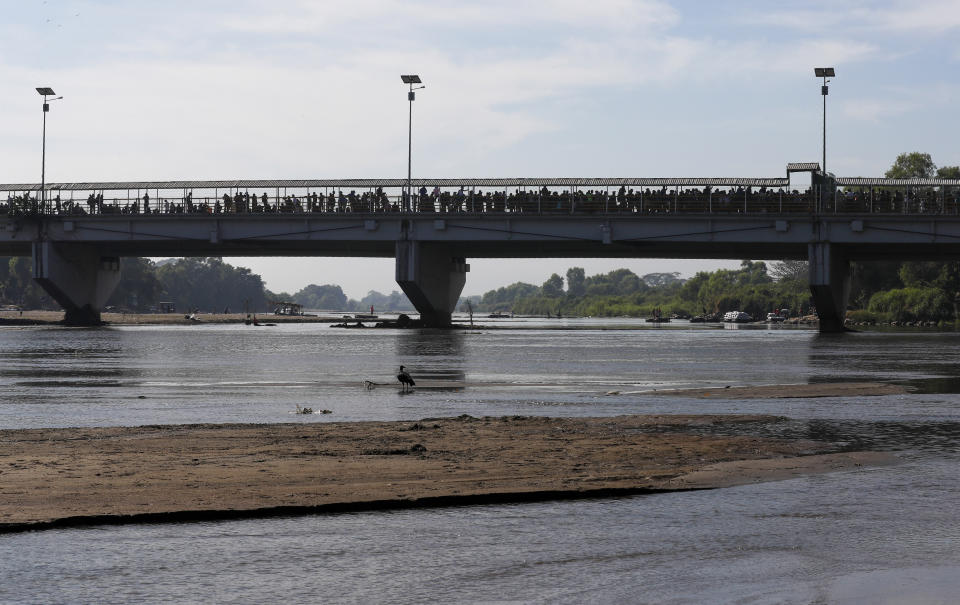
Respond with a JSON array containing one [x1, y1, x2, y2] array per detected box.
[[2, 0, 959, 298]]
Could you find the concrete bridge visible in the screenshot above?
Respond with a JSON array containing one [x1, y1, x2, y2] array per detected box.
[[2, 163, 960, 331]]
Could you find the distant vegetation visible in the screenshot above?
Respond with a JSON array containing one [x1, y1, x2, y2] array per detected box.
[[0, 256, 414, 314], [271, 284, 417, 313], [469, 261, 811, 320]]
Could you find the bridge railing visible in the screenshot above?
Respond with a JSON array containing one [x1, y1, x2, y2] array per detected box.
[[2, 185, 959, 217]]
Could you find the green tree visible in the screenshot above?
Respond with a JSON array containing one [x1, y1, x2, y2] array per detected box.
[[898, 263, 943, 289], [885, 152, 936, 179], [479, 282, 539, 311], [541, 273, 564, 298], [3, 257, 55, 309], [641, 272, 682, 288], [581, 269, 646, 297], [156, 257, 270, 312], [106, 258, 162, 311], [293, 284, 348, 310], [770, 260, 808, 283], [358, 290, 414, 312], [937, 166, 960, 179], [849, 261, 903, 309], [868, 287, 953, 322], [735, 260, 771, 285], [566, 267, 586, 297], [673, 261, 770, 315]]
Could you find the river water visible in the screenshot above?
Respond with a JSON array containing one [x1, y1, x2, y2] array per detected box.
[[1, 319, 959, 604]]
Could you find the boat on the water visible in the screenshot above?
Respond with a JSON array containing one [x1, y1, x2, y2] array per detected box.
[[723, 311, 753, 323], [690, 313, 721, 323], [646, 307, 669, 322], [766, 312, 787, 323]]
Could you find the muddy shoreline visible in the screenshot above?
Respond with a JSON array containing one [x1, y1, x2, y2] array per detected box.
[[0, 415, 894, 534]]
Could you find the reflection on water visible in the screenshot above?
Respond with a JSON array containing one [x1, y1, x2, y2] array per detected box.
[[2, 320, 960, 602], [903, 375, 960, 394], [637, 416, 960, 454], [395, 330, 466, 386], [2, 321, 960, 428]]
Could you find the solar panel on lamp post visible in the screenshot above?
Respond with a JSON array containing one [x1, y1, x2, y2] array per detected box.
[[401, 75, 424, 211], [36, 87, 63, 214]]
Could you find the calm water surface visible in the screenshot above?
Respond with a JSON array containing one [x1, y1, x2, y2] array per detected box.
[[1, 319, 959, 604]]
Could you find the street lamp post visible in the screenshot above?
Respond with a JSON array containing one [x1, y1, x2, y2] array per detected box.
[[401, 75, 425, 211], [36, 87, 63, 213], [813, 68, 835, 212], [813, 68, 835, 176]]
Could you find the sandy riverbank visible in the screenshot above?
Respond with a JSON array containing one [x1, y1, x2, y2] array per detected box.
[[0, 414, 894, 533]]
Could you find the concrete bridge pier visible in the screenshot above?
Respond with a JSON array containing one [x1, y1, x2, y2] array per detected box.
[[32, 242, 121, 325], [395, 241, 469, 327], [808, 242, 850, 333]]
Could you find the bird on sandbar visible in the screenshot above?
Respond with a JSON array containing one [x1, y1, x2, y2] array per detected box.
[[397, 365, 416, 391]]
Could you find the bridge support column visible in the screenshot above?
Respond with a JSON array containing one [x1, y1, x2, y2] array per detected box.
[[396, 241, 469, 327], [32, 242, 121, 326], [808, 242, 849, 333]]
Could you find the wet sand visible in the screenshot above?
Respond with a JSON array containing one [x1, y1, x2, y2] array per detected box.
[[0, 415, 893, 533], [643, 382, 909, 399]]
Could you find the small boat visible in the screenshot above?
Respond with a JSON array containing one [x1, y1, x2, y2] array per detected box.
[[353, 313, 379, 320], [723, 311, 753, 323], [690, 313, 721, 323], [645, 307, 669, 322], [766, 312, 786, 323], [487, 312, 511, 318]]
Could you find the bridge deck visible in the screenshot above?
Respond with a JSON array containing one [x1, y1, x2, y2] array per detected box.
[[4, 211, 960, 262], [3, 174, 960, 260]]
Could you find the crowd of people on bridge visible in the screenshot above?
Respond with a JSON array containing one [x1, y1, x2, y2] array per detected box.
[[835, 187, 960, 214], [3, 184, 958, 217]]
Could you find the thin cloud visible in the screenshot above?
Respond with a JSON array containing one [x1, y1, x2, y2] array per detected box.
[[745, 0, 960, 34], [842, 98, 920, 121], [841, 82, 960, 121], [224, 0, 680, 34]]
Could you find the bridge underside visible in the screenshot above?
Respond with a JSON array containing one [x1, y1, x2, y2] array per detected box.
[[6, 213, 960, 328]]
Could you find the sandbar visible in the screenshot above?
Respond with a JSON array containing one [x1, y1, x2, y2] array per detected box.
[[0, 414, 894, 533]]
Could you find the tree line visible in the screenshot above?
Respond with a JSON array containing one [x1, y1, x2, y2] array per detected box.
[[0, 256, 414, 314], [469, 261, 810, 319]]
